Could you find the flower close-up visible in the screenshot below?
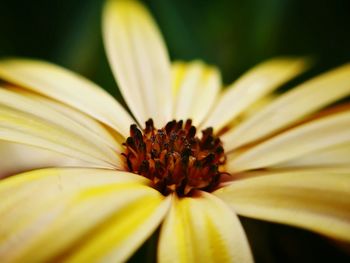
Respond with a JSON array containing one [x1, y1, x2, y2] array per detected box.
[[0, 0, 350, 262]]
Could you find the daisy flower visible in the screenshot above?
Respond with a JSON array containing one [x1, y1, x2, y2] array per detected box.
[[0, 0, 350, 262]]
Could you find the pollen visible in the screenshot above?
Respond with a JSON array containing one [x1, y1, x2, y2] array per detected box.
[[122, 119, 226, 196]]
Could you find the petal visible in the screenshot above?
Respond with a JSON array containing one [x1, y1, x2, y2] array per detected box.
[[214, 171, 350, 241], [103, 0, 172, 127], [276, 142, 350, 168], [158, 193, 253, 263], [220, 94, 277, 135], [222, 166, 350, 182], [0, 168, 148, 221], [227, 110, 350, 172], [0, 59, 134, 137], [203, 57, 308, 131], [0, 168, 148, 253], [223, 64, 350, 150], [0, 105, 121, 168], [0, 142, 86, 178], [172, 61, 221, 125], [0, 169, 151, 242], [0, 168, 170, 262], [65, 195, 170, 263], [10, 87, 123, 147], [0, 87, 122, 152]]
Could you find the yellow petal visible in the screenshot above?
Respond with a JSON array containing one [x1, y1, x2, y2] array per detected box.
[[66, 194, 170, 263], [8, 86, 122, 148], [158, 193, 253, 263], [0, 168, 147, 220], [223, 166, 350, 183], [238, 94, 277, 121], [228, 110, 350, 172], [276, 142, 350, 168], [0, 142, 87, 178], [0, 168, 169, 262], [0, 105, 120, 168], [214, 171, 350, 241], [0, 87, 122, 152], [203, 57, 308, 131], [0, 59, 134, 137], [0, 168, 148, 248], [103, 0, 172, 127], [172, 61, 221, 126], [223, 64, 350, 150], [221, 94, 278, 135]]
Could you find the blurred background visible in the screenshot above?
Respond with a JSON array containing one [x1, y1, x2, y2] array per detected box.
[[0, 0, 349, 262]]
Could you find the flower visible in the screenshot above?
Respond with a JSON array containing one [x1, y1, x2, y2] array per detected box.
[[0, 0, 349, 262]]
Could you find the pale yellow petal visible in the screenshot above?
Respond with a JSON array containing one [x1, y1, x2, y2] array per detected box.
[[65, 196, 170, 263], [158, 193, 253, 263], [0, 170, 145, 242], [172, 61, 221, 125], [214, 171, 350, 241], [0, 59, 134, 137], [0, 168, 147, 215], [203, 57, 308, 131], [0, 142, 87, 178], [276, 142, 350, 168], [0, 106, 120, 168], [103, 0, 172, 127], [223, 64, 350, 150], [223, 166, 350, 181], [238, 94, 277, 121], [221, 94, 278, 134], [227, 110, 350, 172], [0, 168, 168, 262], [0, 87, 122, 152], [8, 86, 122, 149]]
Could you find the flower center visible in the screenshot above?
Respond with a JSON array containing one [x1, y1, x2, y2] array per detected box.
[[122, 119, 226, 196]]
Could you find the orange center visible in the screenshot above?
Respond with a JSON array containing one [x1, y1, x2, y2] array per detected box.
[[122, 119, 226, 196]]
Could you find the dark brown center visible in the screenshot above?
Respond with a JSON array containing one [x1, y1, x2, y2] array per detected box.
[[122, 119, 226, 196]]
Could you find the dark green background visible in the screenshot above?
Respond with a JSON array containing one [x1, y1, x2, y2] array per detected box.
[[0, 0, 349, 262]]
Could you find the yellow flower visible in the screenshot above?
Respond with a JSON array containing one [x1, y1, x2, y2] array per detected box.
[[0, 0, 350, 262]]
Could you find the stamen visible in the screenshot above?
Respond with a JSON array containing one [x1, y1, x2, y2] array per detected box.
[[122, 119, 226, 196]]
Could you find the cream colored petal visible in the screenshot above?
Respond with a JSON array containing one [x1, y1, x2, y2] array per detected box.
[[203, 57, 308, 131], [0, 142, 88, 178], [158, 193, 253, 263], [0, 168, 148, 225], [172, 61, 221, 125], [222, 166, 350, 182], [9, 86, 123, 148], [276, 142, 350, 168], [0, 87, 122, 152], [214, 171, 350, 241], [0, 59, 134, 137], [238, 94, 277, 121], [223, 64, 350, 150], [65, 195, 170, 263], [103, 0, 172, 127], [0, 106, 121, 168], [221, 94, 278, 135], [227, 110, 350, 172], [0, 168, 169, 262]]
